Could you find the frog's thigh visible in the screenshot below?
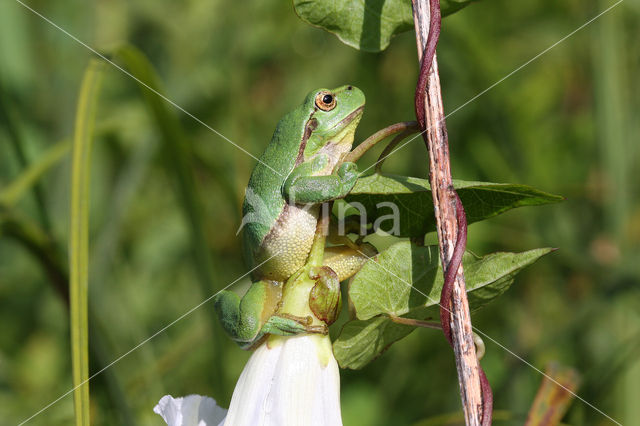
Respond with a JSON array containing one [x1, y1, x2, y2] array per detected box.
[[214, 280, 278, 342], [322, 243, 377, 282]]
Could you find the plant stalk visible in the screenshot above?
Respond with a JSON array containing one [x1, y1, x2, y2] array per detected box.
[[69, 59, 104, 426], [411, 0, 492, 424], [344, 121, 418, 164]]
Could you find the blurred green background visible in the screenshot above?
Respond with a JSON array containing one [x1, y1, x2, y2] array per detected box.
[[1, 0, 638, 424]]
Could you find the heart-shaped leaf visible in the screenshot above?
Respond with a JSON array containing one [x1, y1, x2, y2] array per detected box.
[[342, 173, 563, 238], [332, 317, 413, 370], [333, 242, 553, 369], [293, 0, 480, 52]]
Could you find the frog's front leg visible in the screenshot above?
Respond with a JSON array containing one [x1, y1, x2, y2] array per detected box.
[[213, 280, 327, 349], [283, 155, 359, 204]]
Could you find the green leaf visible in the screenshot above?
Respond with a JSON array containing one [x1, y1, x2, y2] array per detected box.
[[293, 0, 480, 52], [333, 242, 553, 368], [344, 173, 563, 237], [332, 317, 414, 370], [69, 59, 104, 426], [348, 244, 441, 320]]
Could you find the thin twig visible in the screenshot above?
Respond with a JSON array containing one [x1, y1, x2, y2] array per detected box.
[[389, 315, 443, 329], [411, 0, 492, 424], [375, 128, 418, 173], [389, 315, 486, 360], [343, 121, 418, 164]]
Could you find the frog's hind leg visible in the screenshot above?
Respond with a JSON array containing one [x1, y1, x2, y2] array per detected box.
[[322, 242, 377, 282], [214, 279, 328, 349], [312, 244, 376, 325], [213, 280, 283, 345]]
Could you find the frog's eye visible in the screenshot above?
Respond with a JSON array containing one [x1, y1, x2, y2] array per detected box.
[[315, 91, 336, 111]]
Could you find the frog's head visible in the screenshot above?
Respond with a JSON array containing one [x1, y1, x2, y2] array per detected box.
[[302, 85, 365, 161]]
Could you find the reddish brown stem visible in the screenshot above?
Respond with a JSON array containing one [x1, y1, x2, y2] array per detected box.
[[439, 193, 466, 347], [375, 128, 418, 173], [441, 194, 493, 424], [414, 0, 441, 130], [412, 0, 493, 424]]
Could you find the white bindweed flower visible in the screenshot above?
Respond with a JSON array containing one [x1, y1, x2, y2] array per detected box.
[[154, 394, 227, 426], [224, 333, 342, 426], [155, 334, 342, 426]]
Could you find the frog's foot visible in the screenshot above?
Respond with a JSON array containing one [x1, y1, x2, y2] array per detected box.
[[327, 233, 360, 251], [327, 215, 376, 247], [308, 266, 341, 325], [263, 313, 329, 336]]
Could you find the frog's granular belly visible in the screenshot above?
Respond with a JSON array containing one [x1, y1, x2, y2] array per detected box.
[[255, 203, 319, 281]]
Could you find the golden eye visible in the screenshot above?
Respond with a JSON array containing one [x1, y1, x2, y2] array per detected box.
[[315, 91, 336, 111]]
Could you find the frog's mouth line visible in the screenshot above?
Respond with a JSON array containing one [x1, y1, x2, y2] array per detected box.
[[331, 105, 364, 132], [329, 105, 364, 146]]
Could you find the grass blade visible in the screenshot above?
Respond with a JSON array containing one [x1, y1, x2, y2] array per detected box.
[[0, 208, 135, 425], [69, 59, 104, 426], [0, 140, 70, 208], [0, 84, 53, 230], [112, 44, 217, 291], [0, 210, 68, 301], [112, 44, 229, 399]]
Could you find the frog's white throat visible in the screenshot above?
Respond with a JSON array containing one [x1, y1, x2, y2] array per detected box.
[[321, 113, 362, 171]]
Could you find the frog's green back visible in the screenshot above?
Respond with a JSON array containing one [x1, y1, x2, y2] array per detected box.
[[241, 102, 313, 269], [241, 85, 365, 277]]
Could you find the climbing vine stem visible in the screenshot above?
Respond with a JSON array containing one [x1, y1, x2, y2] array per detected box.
[[411, 0, 493, 424]]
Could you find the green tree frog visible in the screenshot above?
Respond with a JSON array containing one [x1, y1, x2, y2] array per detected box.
[[214, 85, 375, 349]]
